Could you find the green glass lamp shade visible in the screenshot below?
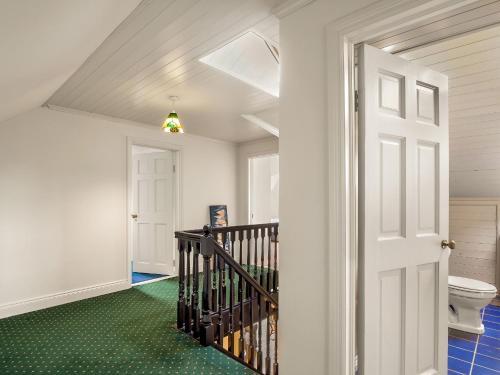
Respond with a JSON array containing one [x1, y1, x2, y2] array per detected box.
[[162, 111, 184, 133]]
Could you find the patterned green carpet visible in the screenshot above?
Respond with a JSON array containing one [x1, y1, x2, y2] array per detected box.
[[0, 279, 255, 374]]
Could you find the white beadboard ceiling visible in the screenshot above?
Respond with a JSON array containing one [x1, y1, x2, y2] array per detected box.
[[47, 0, 282, 143], [398, 23, 500, 197], [0, 0, 141, 125], [369, 0, 500, 54]]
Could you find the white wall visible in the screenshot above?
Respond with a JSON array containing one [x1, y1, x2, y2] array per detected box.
[[450, 198, 499, 288], [279, 0, 377, 374], [237, 137, 279, 224], [0, 107, 238, 317]]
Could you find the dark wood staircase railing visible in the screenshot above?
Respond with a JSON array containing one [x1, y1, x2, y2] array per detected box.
[[176, 223, 279, 375]]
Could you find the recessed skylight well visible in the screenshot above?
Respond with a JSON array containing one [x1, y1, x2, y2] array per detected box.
[[199, 32, 280, 97]]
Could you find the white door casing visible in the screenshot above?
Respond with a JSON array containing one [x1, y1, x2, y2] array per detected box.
[[132, 151, 174, 275], [358, 44, 449, 375]]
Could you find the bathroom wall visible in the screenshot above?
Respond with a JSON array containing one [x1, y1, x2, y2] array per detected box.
[[450, 198, 500, 288]]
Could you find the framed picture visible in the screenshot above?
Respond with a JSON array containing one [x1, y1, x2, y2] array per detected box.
[[209, 205, 228, 228], [209, 205, 229, 251]]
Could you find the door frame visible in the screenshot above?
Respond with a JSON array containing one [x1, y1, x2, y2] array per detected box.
[[325, 1, 482, 374], [248, 152, 279, 224], [126, 136, 183, 287]]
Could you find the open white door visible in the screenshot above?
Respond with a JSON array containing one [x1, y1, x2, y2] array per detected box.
[[358, 44, 450, 375], [132, 150, 174, 275], [249, 154, 279, 224]]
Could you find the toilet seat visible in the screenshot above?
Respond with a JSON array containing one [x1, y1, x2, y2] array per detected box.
[[449, 276, 496, 292], [449, 276, 497, 299]]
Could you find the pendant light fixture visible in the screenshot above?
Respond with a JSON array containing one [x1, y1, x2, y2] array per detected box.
[[162, 96, 184, 133]]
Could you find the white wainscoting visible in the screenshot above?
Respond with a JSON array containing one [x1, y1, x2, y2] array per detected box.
[[450, 198, 500, 289]]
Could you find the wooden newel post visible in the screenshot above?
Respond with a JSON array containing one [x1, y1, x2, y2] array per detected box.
[[200, 225, 215, 346]]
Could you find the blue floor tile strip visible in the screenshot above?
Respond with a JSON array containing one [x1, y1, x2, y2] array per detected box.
[[449, 302, 500, 375], [132, 272, 166, 284]]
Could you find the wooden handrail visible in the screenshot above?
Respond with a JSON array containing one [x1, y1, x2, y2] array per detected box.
[[175, 231, 204, 240], [211, 223, 278, 233], [177, 222, 278, 235]]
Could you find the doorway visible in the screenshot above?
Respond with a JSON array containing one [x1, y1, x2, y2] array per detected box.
[[393, 23, 500, 374], [128, 141, 180, 286], [248, 153, 279, 224], [326, 1, 500, 374]]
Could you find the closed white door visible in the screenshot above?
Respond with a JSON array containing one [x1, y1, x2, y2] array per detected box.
[[132, 150, 174, 275], [358, 44, 449, 375]]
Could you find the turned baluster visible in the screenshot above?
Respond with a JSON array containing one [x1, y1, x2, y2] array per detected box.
[[257, 293, 263, 372], [239, 274, 245, 360], [267, 226, 272, 293], [273, 306, 279, 375], [273, 225, 279, 292], [217, 254, 224, 345], [246, 229, 252, 299], [249, 286, 255, 366], [246, 229, 252, 273], [221, 232, 227, 309], [192, 242, 200, 337], [177, 239, 186, 329], [254, 228, 259, 280], [238, 230, 243, 267], [230, 230, 235, 258], [265, 300, 271, 374], [200, 226, 214, 346], [228, 263, 235, 354], [238, 230, 243, 304], [184, 241, 192, 333], [260, 227, 265, 288]]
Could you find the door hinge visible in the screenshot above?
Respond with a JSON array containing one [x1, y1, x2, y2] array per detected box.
[[355, 90, 359, 112], [173, 164, 176, 173]]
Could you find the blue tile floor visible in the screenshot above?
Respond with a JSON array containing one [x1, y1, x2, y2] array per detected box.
[[449, 299, 500, 375], [131, 272, 167, 284]]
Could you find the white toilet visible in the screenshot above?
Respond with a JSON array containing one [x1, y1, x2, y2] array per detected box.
[[448, 276, 497, 334]]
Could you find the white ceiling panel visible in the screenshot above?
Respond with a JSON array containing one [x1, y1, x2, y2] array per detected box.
[[0, 0, 140, 124], [369, 0, 500, 54], [401, 23, 500, 197], [47, 0, 282, 143]]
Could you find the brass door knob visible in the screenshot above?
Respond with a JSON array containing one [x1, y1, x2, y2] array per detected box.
[[441, 240, 456, 250], [131, 214, 138, 219]]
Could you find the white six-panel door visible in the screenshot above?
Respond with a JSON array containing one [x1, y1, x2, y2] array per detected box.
[[132, 151, 174, 275], [358, 44, 449, 375]]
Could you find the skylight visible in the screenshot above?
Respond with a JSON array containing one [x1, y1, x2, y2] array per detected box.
[[200, 32, 280, 97]]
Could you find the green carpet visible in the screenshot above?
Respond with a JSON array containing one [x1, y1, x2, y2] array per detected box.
[[0, 279, 255, 374]]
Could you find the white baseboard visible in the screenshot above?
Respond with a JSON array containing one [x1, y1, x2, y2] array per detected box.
[[0, 280, 130, 319]]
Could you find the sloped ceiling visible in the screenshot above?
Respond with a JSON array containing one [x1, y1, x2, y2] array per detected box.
[[46, 0, 281, 143], [0, 0, 141, 125], [400, 24, 500, 197]]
